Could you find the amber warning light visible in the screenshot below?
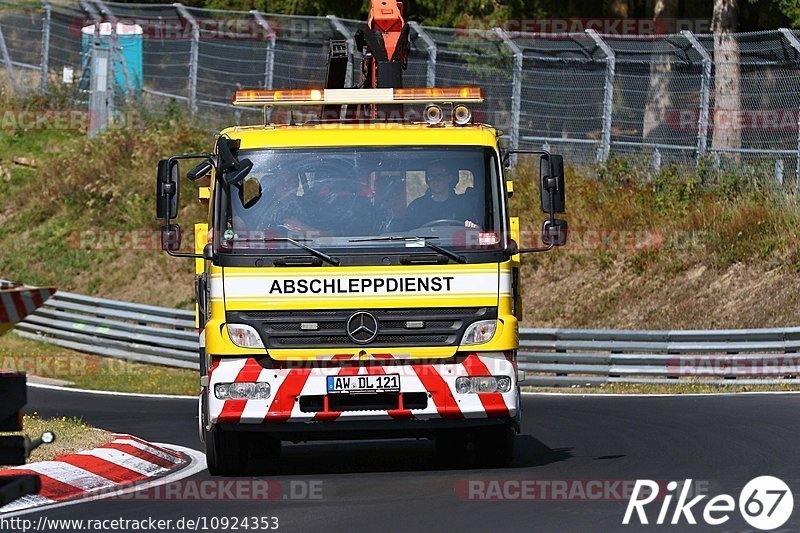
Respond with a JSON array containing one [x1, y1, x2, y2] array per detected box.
[[232, 87, 484, 107]]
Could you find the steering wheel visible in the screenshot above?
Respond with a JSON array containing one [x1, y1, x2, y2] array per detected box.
[[420, 219, 464, 228], [245, 187, 300, 231]]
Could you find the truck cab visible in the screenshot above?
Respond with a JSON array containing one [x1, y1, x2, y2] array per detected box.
[[156, 88, 566, 475]]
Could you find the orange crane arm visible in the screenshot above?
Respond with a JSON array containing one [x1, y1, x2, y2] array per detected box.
[[367, 0, 405, 61]]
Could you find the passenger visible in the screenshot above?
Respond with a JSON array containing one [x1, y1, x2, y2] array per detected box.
[[403, 161, 479, 230]]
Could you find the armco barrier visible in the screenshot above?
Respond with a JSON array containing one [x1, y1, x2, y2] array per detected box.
[[14, 291, 198, 369], [519, 328, 800, 387], [14, 293, 800, 386]]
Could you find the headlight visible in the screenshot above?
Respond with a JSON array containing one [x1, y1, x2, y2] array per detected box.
[[461, 320, 497, 345], [226, 324, 264, 349], [455, 376, 512, 394], [215, 382, 271, 400]]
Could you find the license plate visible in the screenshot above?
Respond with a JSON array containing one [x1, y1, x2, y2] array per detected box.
[[327, 374, 400, 394]]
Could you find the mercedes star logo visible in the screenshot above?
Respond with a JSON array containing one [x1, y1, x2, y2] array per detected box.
[[346, 311, 379, 344]]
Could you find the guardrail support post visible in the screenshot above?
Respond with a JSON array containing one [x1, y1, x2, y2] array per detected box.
[[327, 15, 355, 88], [587, 29, 614, 164], [250, 10, 276, 90], [409, 21, 436, 88], [779, 29, 800, 182], [39, 0, 50, 95], [175, 3, 198, 116], [494, 28, 523, 167], [681, 30, 712, 166]]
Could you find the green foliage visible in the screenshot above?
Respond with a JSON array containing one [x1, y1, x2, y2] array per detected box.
[[509, 151, 800, 273]]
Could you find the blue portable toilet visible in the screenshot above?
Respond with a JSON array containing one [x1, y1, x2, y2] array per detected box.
[[81, 22, 143, 95]]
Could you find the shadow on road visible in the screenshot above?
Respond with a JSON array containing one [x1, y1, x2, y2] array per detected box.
[[513, 435, 573, 468], [243, 434, 575, 476]]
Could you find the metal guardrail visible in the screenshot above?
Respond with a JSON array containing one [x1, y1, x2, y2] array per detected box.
[[13, 294, 800, 386], [15, 292, 198, 369], [519, 328, 800, 387]]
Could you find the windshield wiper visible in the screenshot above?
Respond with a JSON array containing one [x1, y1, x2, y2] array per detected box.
[[348, 236, 467, 264], [230, 237, 340, 266]]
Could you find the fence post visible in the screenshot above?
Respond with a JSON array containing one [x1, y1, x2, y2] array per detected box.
[[779, 29, 800, 182], [408, 21, 436, 88], [0, 24, 16, 94], [327, 15, 355, 88], [587, 29, 614, 164], [494, 28, 522, 167], [88, 43, 110, 136], [681, 31, 712, 165], [94, 0, 134, 96], [250, 10, 275, 90], [80, 0, 114, 120], [175, 3, 198, 116], [39, 0, 50, 95], [652, 148, 662, 173]]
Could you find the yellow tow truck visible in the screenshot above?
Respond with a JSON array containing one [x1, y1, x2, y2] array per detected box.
[[155, 1, 566, 475]]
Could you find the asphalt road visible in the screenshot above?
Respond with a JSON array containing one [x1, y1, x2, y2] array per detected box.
[[18, 387, 800, 532]]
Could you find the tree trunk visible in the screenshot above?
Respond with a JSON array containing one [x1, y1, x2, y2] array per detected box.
[[603, 0, 629, 18], [711, 0, 741, 152], [642, 0, 678, 142]]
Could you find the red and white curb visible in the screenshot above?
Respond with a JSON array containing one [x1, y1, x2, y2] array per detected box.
[[0, 433, 191, 514]]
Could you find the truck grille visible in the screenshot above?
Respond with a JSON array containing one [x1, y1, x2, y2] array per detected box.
[[227, 307, 497, 349]]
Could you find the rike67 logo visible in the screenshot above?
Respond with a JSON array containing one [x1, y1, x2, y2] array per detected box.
[[624, 477, 794, 530]]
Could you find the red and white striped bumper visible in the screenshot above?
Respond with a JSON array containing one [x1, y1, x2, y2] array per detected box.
[[207, 352, 518, 426]]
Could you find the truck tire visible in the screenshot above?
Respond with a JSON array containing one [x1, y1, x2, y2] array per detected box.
[[473, 425, 515, 468], [205, 428, 247, 476]]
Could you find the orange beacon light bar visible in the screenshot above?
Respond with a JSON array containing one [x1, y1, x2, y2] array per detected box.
[[232, 87, 484, 107]]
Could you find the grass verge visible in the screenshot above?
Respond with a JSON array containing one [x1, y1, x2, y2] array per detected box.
[[0, 332, 198, 396], [11, 413, 114, 464]]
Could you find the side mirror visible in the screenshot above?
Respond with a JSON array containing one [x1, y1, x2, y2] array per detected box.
[[239, 176, 262, 208], [156, 159, 180, 220], [161, 223, 181, 252], [542, 218, 568, 247], [223, 158, 254, 186], [540, 154, 565, 214], [187, 159, 213, 181]]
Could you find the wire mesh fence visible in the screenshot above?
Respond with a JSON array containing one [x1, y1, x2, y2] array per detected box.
[[0, 0, 799, 185]]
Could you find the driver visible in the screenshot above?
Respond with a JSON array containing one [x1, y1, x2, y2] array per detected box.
[[403, 161, 479, 230], [264, 173, 317, 232]]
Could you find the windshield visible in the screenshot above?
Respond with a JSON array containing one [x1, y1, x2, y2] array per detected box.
[[218, 146, 504, 256]]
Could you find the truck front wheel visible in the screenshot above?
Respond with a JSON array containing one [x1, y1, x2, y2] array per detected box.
[[205, 428, 247, 476]]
